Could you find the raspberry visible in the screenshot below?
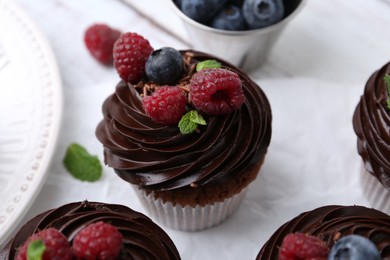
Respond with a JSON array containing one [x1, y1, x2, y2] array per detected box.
[[142, 86, 187, 125], [113, 32, 154, 84], [72, 221, 123, 260], [189, 68, 245, 115], [278, 233, 330, 260], [84, 23, 121, 65], [15, 228, 72, 260]]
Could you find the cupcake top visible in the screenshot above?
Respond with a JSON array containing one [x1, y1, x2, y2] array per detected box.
[[0, 201, 181, 259], [353, 61, 390, 189], [96, 48, 272, 192], [256, 205, 390, 259]]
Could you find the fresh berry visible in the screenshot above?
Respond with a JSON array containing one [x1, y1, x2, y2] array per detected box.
[[145, 47, 184, 85], [278, 233, 330, 260], [189, 68, 244, 115], [180, 0, 228, 25], [242, 0, 284, 29], [15, 228, 72, 260], [211, 5, 247, 31], [229, 0, 244, 7], [174, 0, 182, 8], [72, 221, 123, 260], [113, 32, 154, 84], [142, 86, 187, 125], [328, 235, 381, 260], [84, 23, 121, 65]]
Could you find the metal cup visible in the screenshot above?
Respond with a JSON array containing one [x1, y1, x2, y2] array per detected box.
[[167, 0, 306, 72]]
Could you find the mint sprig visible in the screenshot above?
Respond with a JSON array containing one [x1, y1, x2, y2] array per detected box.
[[196, 59, 221, 71], [178, 110, 207, 134], [27, 240, 45, 260], [63, 143, 103, 182], [384, 74, 390, 110]]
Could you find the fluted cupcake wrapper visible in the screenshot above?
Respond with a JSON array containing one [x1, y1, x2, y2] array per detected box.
[[360, 164, 390, 214], [133, 186, 247, 231]]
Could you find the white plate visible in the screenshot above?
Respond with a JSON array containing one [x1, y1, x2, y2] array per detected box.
[[0, 1, 62, 246]]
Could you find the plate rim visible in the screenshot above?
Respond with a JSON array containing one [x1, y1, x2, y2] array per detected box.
[[0, 0, 63, 247]]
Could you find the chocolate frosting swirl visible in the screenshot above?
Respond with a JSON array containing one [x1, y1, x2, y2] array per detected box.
[[353, 61, 390, 189], [0, 201, 181, 260], [96, 50, 272, 191], [257, 205, 390, 259]]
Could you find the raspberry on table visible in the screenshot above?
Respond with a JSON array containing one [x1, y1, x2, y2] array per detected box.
[[113, 32, 154, 84], [15, 228, 72, 260], [84, 23, 121, 65], [278, 233, 330, 260], [189, 68, 245, 115], [142, 86, 187, 125], [72, 221, 123, 260]]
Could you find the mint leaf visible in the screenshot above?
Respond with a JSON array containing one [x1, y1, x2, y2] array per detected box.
[[196, 60, 221, 71], [178, 116, 197, 134], [178, 110, 207, 134], [385, 74, 390, 110], [63, 143, 102, 182], [27, 240, 45, 260], [188, 110, 207, 125]]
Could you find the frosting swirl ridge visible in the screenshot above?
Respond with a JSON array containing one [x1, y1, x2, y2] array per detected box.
[[0, 201, 181, 260], [96, 50, 272, 191], [257, 205, 390, 259], [353, 61, 390, 189]]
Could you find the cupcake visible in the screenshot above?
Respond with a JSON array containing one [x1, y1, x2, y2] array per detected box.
[[353, 61, 390, 214], [95, 32, 272, 231], [0, 201, 181, 259], [256, 205, 390, 259]]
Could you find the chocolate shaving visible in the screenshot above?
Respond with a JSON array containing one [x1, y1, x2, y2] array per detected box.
[[132, 52, 198, 103]]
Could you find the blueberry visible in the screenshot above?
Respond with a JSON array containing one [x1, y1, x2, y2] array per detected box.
[[210, 5, 247, 31], [328, 235, 381, 260], [173, 0, 182, 8], [181, 0, 228, 25], [145, 47, 184, 85], [228, 0, 244, 7], [242, 0, 284, 29]]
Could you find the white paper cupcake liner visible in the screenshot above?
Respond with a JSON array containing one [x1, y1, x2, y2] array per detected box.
[[360, 164, 390, 214], [133, 187, 247, 231]]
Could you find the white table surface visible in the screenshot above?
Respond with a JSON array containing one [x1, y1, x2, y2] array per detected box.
[[5, 0, 390, 259]]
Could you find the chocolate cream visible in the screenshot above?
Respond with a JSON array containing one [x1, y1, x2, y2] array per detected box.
[[257, 205, 390, 259], [0, 201, 181, 259], [353, 61, 390, 189], [96, 50, 272, 192]]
